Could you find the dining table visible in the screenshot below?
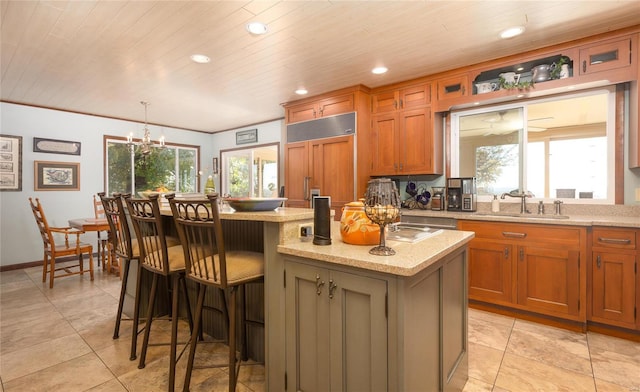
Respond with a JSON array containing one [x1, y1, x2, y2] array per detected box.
[[68, 217, 115, 274]]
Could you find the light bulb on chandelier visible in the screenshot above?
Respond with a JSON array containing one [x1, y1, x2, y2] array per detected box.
[[127, 101, 165, 156]]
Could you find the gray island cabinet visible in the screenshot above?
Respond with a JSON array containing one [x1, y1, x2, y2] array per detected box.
[[270, 222, 474, 392]]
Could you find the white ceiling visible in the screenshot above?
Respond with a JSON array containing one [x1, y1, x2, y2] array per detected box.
[[1, 1, 639, 134]]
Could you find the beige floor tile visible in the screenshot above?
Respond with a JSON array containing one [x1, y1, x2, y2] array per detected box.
[[507, 319, 592, 376], [495, 352, 597, 392], [467, 341, 504, 385], [2, 353, 114, 392], [589, 343, 640, 390], [86, 378, 129, 392], [595, 378, 638, 392], [0, 314, 76, 355], [0, 333, 91, 382], [462, 376, 494, 392], [468, 309, 514, 351]]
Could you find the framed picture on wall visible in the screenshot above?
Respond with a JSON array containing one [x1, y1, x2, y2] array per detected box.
[[34, 161, 80, 191], [0, 134, 23, 191], [33, 137, 81, 155]]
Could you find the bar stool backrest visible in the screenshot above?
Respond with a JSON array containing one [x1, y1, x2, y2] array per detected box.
[[167, 193, 229, 288], [125, 194, 171, 275], [99, 192, 135, 260]]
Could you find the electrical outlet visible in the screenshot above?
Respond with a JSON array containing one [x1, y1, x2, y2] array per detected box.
[[299, 224, 313, 239]]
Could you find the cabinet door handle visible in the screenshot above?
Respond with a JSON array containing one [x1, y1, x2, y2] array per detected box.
[[504, 247, 509, 259], [461, 85, 466, 95], [598, 237, 631, 245], [328, 279, 338, 299], [399, 99, 403, 108], [303, 177, 310, 201], [596, 255, 601, 268], [502, 231, 527, 238], [399, 163, 403, 171], [519, 248, 524, 261], [393, 100, 398, 109], [582, 60, 587, 73], [316, 274, 325, 295], [319, 108, 323, 117]]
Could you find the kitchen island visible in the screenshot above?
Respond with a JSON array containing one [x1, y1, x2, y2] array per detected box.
[[269, 221, 474, 391], [153, 205, 473, 391]]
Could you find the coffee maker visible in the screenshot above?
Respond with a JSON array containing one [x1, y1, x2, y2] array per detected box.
[[447, 177, 477, 212]]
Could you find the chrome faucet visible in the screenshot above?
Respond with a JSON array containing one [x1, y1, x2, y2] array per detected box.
[[500, 190, 534, 214]]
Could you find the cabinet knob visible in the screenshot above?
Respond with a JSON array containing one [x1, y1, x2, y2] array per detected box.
[[596, 255, 601, 268], [328, 279, 338, 299], [316, 274, 325, 295]]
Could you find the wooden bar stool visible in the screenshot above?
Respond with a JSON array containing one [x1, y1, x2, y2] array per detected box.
[[126, 194, 194, 392], [167, 193, 264, 392]]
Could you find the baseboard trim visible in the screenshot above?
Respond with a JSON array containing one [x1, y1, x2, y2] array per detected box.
[[0, 254, 100, 272]]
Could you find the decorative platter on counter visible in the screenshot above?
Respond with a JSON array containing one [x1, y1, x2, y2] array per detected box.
[[224, 197, 287, 212]]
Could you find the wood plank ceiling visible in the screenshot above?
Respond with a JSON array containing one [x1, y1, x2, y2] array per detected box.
[[1, 1, 639, 133]]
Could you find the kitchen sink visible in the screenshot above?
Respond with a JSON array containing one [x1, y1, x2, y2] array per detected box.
[[474, 212, 570, 219], [387, 223, 443, 243]]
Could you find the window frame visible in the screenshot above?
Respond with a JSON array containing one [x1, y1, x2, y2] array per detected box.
[[450, 87, 616, 204], [103, 135, 200, 195], [219, 142, 280, 198]]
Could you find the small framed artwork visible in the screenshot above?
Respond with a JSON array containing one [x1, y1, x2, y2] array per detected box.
[[33, 137, 81, 155], [236, 129, 258, 145], [0, 134, 23, 191], [34, 161, 80, 191], [212, 157, 219, 174]]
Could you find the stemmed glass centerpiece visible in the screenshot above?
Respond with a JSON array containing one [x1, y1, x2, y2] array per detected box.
[[363, 178, 401, 256]]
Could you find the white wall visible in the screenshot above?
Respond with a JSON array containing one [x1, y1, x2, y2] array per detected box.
[[0, 102, 218, 267], [209, 119, 285, 191]]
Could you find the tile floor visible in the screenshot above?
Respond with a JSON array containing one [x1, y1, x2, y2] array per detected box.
[[1, 260, 639, 391]]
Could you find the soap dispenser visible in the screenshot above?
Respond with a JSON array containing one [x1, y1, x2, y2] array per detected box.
[[491, 194, 500, 213]]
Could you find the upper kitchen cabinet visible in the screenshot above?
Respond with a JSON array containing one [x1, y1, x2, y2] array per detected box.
[[436, 74, 469, 102], [286, 94, 354, 123], [578, 35, 635, 76], [370, 83, 442, 176], [372, 84, 431, 114]]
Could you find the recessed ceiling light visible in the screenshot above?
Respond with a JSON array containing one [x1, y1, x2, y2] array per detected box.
[[295, 88, 308, 95], [190, 54, 210, 64], [372, 66, 388, 74], [500, 26, 525, 39], [246, 22, 268, 35]]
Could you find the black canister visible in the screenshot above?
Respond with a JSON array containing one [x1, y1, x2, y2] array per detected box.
[[313, 196, 332, 245]]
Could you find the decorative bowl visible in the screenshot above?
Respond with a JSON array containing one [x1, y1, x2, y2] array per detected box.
[[138, 191, 163, 199], [224, 197, 287, 212]]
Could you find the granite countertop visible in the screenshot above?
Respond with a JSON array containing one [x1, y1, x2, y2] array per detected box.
[[278, 221, 474, 277], [401, 206, 640, 228], [159, 206, 314, 223]]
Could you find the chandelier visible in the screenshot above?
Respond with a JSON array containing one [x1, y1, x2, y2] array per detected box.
[[127, 101, 165, 156]]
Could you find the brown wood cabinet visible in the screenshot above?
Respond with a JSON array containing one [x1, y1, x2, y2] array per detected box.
[[286, 93, 354, 123], [370, 83, 442, 176], [284, 135, 354, 213], [436, 74, 469, 101], [459, 220, 587, 322], [590, 227, 638, 330], [578, 36, 634, 76]]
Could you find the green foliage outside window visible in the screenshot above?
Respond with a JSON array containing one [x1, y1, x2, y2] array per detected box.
[[106, 140, 198, 195]]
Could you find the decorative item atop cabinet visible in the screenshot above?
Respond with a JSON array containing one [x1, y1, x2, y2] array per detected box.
[[472, 54, 573, 95]]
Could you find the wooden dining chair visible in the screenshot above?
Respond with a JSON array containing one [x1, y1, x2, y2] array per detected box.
[[28, 197, 95, 288], [167, 193, 264, 392], [125, 193, 194, 392], [93, 194, 110, 270]]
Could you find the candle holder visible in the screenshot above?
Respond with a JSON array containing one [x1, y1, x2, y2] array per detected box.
[[363, 178, 401, 256]]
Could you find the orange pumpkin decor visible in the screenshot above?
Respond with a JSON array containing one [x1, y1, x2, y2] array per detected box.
[[340, 199, 380, 245]]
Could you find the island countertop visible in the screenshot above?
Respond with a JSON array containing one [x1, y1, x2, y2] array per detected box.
[[278, 221, 474, 277]]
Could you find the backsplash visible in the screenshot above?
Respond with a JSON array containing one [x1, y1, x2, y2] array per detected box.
[[476, 202, 640, 217]]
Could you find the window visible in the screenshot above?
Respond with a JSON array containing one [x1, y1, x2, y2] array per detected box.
[[451, 88, 614, 202], [220, 143, 279, 198], [105, 138, 199, 196]]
